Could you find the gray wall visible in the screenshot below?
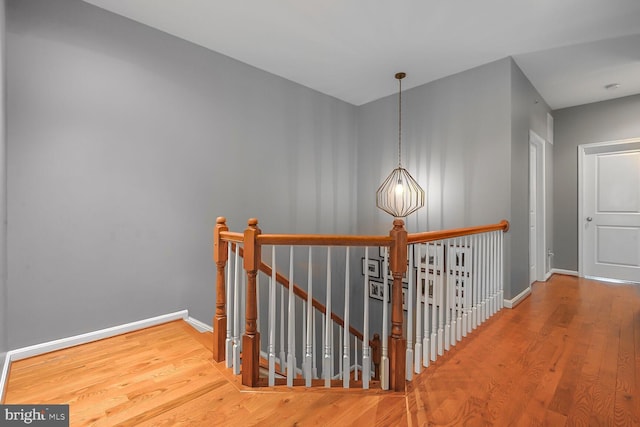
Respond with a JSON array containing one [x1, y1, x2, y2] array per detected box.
[[510, 60, 552, 294], [354, 58, 553, 306], [6, 0, 357, 349], [553, 94, 640, 271], [5, 0, 563, 351], [357, 59, 512, 233], [1, 0, 7, 362], [356, 57, 513, 310]]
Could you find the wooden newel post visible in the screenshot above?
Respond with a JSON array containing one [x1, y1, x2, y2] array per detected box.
[[389, 219, 408, 391], [212, 217, 229, 362], [242, 218, 261, 387]]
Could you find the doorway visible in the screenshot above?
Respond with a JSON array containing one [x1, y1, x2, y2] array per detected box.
[[579, 138, 640, 283], [529, 130, 546, 284]]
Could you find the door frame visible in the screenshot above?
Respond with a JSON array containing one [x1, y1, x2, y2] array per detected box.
[[529, 130, 546, 283], [577, 137, 640, 279]]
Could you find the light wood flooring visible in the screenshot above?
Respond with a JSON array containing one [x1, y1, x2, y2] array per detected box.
[[3, 275, 639, 426]]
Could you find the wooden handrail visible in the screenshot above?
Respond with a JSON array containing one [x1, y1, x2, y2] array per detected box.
[[225, 222, 509, 247], [234, 245, 370, 345], [257, 234, 392, 247], [407, 220, 509, 244], [220, 230, 244, 243]]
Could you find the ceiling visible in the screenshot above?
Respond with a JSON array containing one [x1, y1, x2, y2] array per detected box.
[[82, 0, 640, 109]]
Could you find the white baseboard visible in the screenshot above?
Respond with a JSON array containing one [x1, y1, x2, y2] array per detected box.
[[0, 310, 188, 402], [504, 286, 531, 309], [545, 271, 553, 281], [551, 268, 579, 277], [185, 317, 212, 333]]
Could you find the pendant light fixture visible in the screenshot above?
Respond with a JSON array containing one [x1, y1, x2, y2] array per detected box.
[[376, 72, 425, 218]]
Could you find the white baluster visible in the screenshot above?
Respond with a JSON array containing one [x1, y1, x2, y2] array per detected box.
[[330, 322, 335, 379], [493, 231, 500, 314], [499, 230, 505, 309], [430, 244, 438, 361], [478, 233, 487, 325], [279, 265, 286, 374], [305, 247, 313, 387], [471, 234, 478, 330], [484, 233, 491, 321], [463, 234, 470, 336], [292, 291, 296, 373], [287, 246, 295, 387], [444, 239, 451, 352], [268, 246, 277, 386], [321, 312, 325, 381], [338, 326, 343, 380], [362, 247, 371, 390], [490, 232, 496, 316], [414, 244, 423, 374], [437, 241, 444, 357], [487, 232, 493, 318], [324, 247, 332, 387], [406, 246, 414, 380], [456, 237, 463, 343], [233, 244, 241, 375], [354, 336, 359, 381], [381, 247, 390, 390], [343, 247, 350, 388], [451, 239, 458, 346], [312, 310, 317, 379], [302, 299, 306, 380], [225, 243, 233, 368], [423, 245, 431, 367]]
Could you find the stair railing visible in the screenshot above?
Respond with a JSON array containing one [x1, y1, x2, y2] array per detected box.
[[213, 216, 509, 392], [404, 220, 509, 377], [232, 243, 382, 388]]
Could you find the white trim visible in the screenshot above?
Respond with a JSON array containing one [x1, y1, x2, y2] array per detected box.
[[529, 130, 547, 282], [584, 275, 639, 285], [0, 310, 188, 402], [578, 138, 640, 279], [551, 268, 578, 277], [185, 317, 212, 333], [503, 286, 531, 309], [0, 353, 9, 403], [544, 271, 553, 281]]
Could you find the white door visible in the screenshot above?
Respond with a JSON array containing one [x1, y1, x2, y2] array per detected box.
[[529, 144, 537, 284], [582, 143, 640, 283]]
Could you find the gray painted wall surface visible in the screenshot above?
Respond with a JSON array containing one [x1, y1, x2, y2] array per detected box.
[[553, 94, 640, 271], [357, 59, 512, 233], [6, 0, 357, 349], [510, 60, 551, 295], [1, 0, 8, 361], [4, 0, 562, 351], [356, 58, 513, 318]]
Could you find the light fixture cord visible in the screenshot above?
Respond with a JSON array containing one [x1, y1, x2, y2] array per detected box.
[[398, 77, 402, 167]]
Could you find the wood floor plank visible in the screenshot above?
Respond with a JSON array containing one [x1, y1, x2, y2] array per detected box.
[[613, 299, 639, 426], [3, 276, 639, 426]]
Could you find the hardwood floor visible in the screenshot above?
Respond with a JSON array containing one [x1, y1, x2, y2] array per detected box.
[[3, 275, 639, 426]]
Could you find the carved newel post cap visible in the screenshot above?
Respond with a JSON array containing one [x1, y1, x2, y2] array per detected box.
[[393, 219, 405, 229], [216, 216, 226, 224], [248, 218, 258, 227]]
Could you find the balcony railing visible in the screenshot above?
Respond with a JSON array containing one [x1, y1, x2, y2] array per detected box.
[[213, 217, 509, 391]]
